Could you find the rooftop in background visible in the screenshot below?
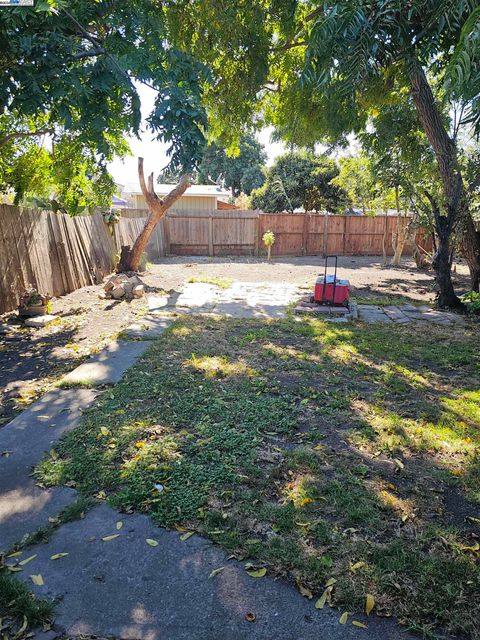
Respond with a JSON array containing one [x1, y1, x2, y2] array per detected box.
[[123, 184, 231, 198]]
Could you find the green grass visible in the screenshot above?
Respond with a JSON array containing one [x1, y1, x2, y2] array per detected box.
[[36, 316, 480, 638], [0, 571, 53, 636], [187, 275, 233, 289]]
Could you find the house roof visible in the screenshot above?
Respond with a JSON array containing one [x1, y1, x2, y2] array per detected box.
[[123, 183, 230, 198]]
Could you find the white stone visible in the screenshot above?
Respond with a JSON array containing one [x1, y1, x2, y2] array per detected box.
[[24, 314, 57, 328]]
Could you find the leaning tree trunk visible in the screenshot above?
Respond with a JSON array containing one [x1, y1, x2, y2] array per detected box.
[[408, 62, 464, 308], [460, 213, 480, 291], [117, 158, 191, 273]]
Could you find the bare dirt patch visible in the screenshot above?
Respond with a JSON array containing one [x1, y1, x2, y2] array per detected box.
[[0, 256, 470, 427]]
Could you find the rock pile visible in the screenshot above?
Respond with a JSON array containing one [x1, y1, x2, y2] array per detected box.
[[102, 274, 145, 300]]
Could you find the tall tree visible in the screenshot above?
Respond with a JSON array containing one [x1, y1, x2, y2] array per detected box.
[[269, 1, 480, 306], [197, 134, 267, 196], [170, 0, 480, 306], [250, 151, 348, 213]]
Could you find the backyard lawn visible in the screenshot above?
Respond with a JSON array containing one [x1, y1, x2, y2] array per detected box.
[[37, 316, 480, 638]]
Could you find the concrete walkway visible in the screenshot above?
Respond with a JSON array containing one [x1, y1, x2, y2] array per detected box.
[[358, 304, 466, 325], [0, 293, 418, 640]]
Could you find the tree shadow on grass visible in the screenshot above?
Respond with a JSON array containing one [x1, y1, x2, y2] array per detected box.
[[35, 315, 480, 638]]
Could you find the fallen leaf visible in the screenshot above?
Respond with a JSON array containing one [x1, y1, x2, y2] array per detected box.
[[393, 458, 404, 471], [30, 574, 44, 586], [146, 539, 159, 547], [246, 568, 267, 578], [245, 612, 256, 622], [19, 555, 37, 566], [339, 612, 349, 624], [459, 542, 480, 553], [325, 577, 337, 587], [466, 516, 480, 524], [352, 620, 368, 629], [315, 587, 332, 609], [297, 582, 313, 599], [7, 566, 23, 572], [102, 534, 120, 542], [209, 567, 225, 578], [7, 551, 22, 558], [50, 553, 69, 560], [180, 532, 194, 542], [365, 594, 375, 615], [116, 521, 123, 530], [350, 561, 366, 573]]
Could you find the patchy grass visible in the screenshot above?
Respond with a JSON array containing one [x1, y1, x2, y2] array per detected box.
[[187, 275, 233, 289], [0, 571, 53, 637], [37, 317, 480, 638]]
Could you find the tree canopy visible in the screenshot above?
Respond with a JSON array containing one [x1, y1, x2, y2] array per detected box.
[[250, 151, 347, 213], [197, 134, 267, 197]]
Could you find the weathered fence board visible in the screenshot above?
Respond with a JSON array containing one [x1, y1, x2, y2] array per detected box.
[[0, 205, 115, 315], [0, 204, 434, 316]]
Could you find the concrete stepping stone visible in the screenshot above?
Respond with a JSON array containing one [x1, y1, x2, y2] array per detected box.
[[0, 389, 96, 550], [121, 317, 173, 340], [358, 306, 393, 324], [20, 503, 414, 640], [60, 341, 151, 386]]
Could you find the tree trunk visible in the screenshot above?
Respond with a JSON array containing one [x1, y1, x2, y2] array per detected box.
[[460, 213, 480, 291], [433, 227, 459, 308], [117, 158, 191, 272], [408, 62, 463, 308]]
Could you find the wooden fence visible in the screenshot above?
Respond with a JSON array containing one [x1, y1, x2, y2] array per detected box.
[[0, 205, 432, 315], [0, 204, 115, 315], [117, 209, 431, 258]]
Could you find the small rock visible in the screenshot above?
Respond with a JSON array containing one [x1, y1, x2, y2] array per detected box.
[[133, 285, 144, 298], [24, 314, 57, 328]]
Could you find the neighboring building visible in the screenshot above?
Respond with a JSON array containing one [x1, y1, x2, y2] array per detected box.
[[121, 184, 232, 212]]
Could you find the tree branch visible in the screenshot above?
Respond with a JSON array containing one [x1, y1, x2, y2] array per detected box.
[[138, 157, 149, 200], [0, 128, 54, 149], [72, 48, 106, 60]]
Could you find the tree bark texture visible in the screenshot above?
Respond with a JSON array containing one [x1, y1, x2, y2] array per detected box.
[[408, 62, 463, 308], [118, 158, 191, 272]]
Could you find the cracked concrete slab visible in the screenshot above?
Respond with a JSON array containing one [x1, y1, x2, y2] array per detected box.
[[19, 504, 416, 640], [60, 341, 151, 386], [0, 389, 96, 550]]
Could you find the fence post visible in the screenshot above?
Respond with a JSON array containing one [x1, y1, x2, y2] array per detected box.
[[255, 212, 261, 256], [301, 213, 308, 256], [208, 215, 214, 256], [323, 214, 329, 257], [164, 214, 171, 256]]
